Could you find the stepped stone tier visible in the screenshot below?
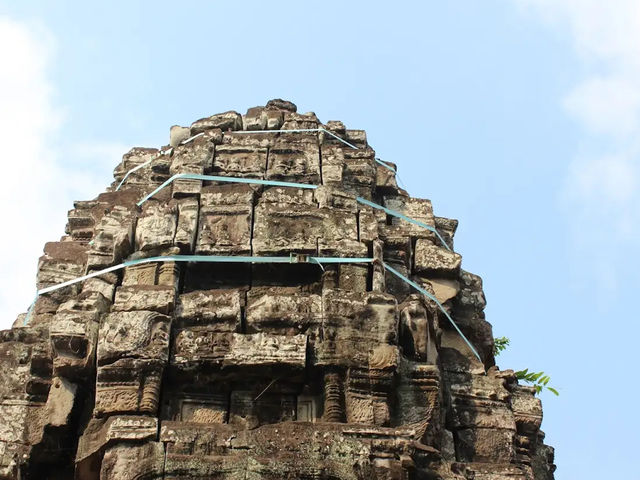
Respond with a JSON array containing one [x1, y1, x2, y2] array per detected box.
[[0, 99, 555, 479]]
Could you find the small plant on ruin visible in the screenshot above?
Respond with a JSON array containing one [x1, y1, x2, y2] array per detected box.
[[493, 337, 559, 396], [493, 336, 510, 355], [514, 369, 559, 396]]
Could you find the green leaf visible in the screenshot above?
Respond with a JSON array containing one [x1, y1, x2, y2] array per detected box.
[[493, 336, 511, 356], [496, 337, 559, 398], [531, 371, 544, 382]]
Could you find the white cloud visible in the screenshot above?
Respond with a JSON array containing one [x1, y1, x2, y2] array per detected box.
[[521, 0, 640, 66], [569, 153, 637, 206], [0, 17, 126, 329], [563, 76, 640, 137], [520, 0, 640, 292]]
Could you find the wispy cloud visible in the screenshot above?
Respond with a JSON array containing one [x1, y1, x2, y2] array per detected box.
[[0, 17, 127, 328], [519, 0, 640, 294], [563, 76, 640, 138]]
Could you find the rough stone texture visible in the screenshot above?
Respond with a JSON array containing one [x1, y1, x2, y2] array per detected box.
[[0, 100, 555, 479]]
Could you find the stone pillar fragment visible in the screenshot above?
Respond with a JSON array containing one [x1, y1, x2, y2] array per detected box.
[[94, 311, 171, 417], [322, 371, 344, 422], [100, 441, 165, 480]]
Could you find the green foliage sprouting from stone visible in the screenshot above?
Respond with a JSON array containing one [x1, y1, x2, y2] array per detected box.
[[493, 337, 559, 396], [515, 369, 559, 396], [493, 336, 510, 356]]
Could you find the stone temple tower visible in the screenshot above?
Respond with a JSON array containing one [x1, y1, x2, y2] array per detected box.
[[0, 100, 555, 479]]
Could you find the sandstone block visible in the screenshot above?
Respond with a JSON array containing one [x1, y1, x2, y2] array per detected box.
[[426, 277, 460, 303], [195, 184, 254, 255], [37, 241, 87, 293], [455, 270, 487, 312], [76, 416, 159, 469], [135, 203, 177, 251], [266, 98, 297, 112], [399, 297, 437, 363], [113, 285, 175, 314], [455, 427, 515, 463], [100, 441, 165, 480], [81, 276, 117, 302], [177, 394, 229, 423], [261, 186, 315, 206], [316, 291, 398, 367], [383, 196, 436, 240], [170, 125, 190, 147], [246, 290, 321, 334], [343, 148, 377, 188], [266, 140, 320, 184], [345, 129, 368, 148], [314, 185, 358, 211], [228, 333, 307, 368], [175, 289, 242, 329], [174, 197, 199, 252], [50, 311, 99, 376], [94, 358, 164, 417], [511, 386, 543, 434], [265, 108, 284, 129], [190, 111, 242, 134], [282, 111, 319, 130], [43, 377, 77, 427], [435, 216, 458, 249], [196, 206, 252, 255], [396, 361, 440, 440], [414, 239, 462, 277], [253, 205, 357, 255], [87, 206, 135, 270], [376, 162, 399, 191], [212, 144, 267, 178], [169, 133, 213, 175], [97, 311, 171, 365], [321, 145, 345, 185], [244, 106, 267, 130], [113, 147, 158, 188], [172, 332, 306, 370]]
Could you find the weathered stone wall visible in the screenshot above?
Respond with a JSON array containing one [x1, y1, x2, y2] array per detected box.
[[0, 99, 555, 479]]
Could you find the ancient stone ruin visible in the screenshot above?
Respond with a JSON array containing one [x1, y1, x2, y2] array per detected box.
[[0, 99, 555, 479]]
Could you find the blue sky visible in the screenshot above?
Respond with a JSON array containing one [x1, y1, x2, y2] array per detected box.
[[0, 2, 637, 478]]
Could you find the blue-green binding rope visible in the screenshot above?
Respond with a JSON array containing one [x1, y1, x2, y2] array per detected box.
[[36, 254, 373, 296], [137, 173, 317, 206], [234, 127, 395, 172], [25, 254, 480, 363], [32, 129, 474, 356], [135, 173, 450, 251], [355, 197, 451, 251], [114, 132, 206, 191], [23, 255, 373, 324], [116, 128, 396, 194]]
